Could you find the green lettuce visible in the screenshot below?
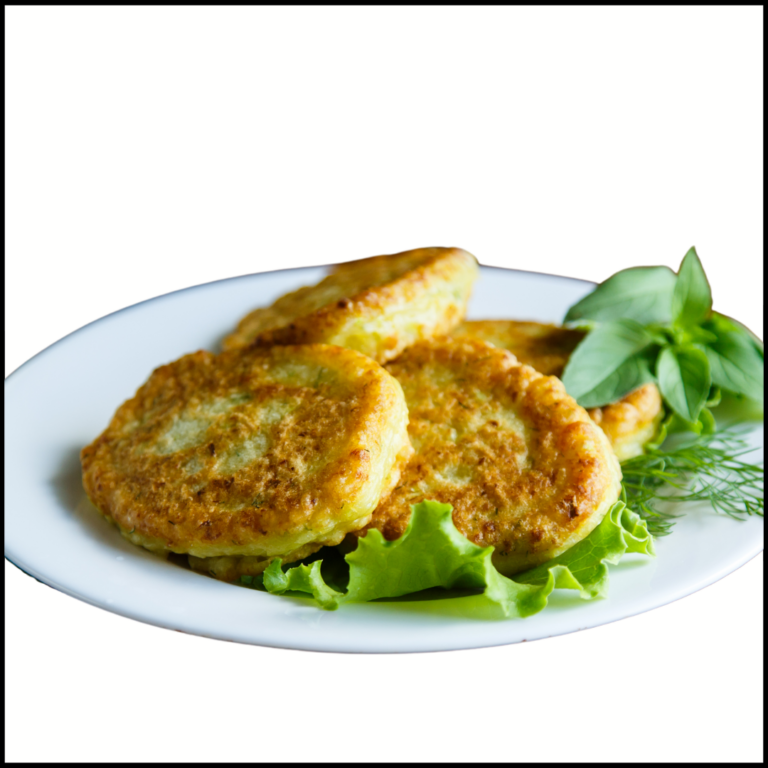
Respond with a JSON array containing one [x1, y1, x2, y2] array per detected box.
[[258, 500, 654, 618]]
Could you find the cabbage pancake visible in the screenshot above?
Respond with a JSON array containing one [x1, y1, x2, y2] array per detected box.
[[81, 344, 412, 581], [223, 247, 478, 363], [451, 320, 663, 460], [358, 339, 622, 576]]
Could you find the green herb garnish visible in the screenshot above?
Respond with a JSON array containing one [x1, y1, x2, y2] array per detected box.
[[562, 247, 764, 426], [621, 425, 764, 537], [261, 500, 654, 614]]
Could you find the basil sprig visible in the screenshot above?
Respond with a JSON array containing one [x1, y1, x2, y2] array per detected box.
[[562, 247, 764, 430]]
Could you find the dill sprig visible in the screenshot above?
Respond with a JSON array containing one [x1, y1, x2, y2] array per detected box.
[[620, 426, 764, 536]]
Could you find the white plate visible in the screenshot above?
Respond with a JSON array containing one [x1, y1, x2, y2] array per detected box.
[[5, 266, 764, 653]]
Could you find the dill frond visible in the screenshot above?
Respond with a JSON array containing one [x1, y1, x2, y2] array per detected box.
[[620, 427, 764, 536]]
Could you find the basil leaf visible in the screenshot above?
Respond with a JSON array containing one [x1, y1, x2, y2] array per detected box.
[[706, 387, 722, 408], [671, 247, 712, 328], [687, 325, 718, 346], [564, 266, 677, 325], [698, 407, 717, 435], [659, 411, 701, 437], [704, 312, 764, 360], [561, 320, 656, 406], [572, 353, 655, 409], [657, 346, 711, 423], [704, 331, 764, 403]]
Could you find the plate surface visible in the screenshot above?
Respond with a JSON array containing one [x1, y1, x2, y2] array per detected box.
[[5, 266, 764, 653]]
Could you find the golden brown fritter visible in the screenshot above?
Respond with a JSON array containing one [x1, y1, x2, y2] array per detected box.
[[81, 344, 412, 579], [587, 384, 663, 461], [356, 339, 622, 576], [223, 247, 479, 363], [452, 320, 584, 376], [451, 320, 663, 460]]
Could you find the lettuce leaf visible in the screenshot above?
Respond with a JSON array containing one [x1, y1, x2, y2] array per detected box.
[[260, 500, 654, 618], [263, 559, 344, 610]]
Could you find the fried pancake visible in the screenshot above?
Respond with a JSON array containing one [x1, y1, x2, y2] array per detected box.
[[81, 344, 412, 581], [357, 339, 623, 576], [223, 247, 479, 363], [451, 320, 663, 460]]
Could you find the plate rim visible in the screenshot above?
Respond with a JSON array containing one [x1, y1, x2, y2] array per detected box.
[[6, 536, 763, 655]]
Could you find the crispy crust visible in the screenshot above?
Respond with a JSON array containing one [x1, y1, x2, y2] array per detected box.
[[223, 247, 479, 363], [357, 339, 623, 576], [453, 320, 584, 376], [452, 320, 664, 460], [587, 383, 663, 461], [81, 344, 412, 575]]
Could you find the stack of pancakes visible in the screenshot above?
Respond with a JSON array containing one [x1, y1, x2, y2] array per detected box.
[[81, 247, 662, 582]]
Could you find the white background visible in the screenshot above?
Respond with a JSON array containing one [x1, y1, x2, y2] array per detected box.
[[5, 7, 763, 763]]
